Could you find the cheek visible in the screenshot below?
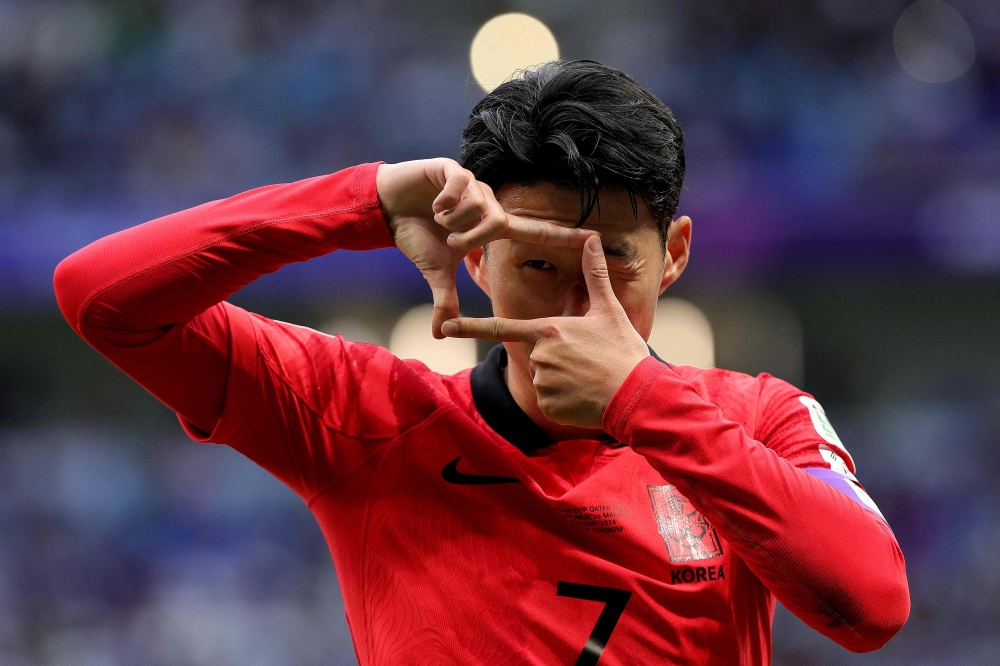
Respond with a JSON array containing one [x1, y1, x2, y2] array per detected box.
[[487, 263, 564, 320], [612, 281, 660, 339]]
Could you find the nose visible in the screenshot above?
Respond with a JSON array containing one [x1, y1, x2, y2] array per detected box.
[[561, 279, 590, 317]]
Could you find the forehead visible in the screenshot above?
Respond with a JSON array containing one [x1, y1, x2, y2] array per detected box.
[[494, 182, 659, 261], [494, 182, 656, 233]]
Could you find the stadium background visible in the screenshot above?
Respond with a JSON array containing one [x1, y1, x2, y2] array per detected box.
[[1, 0, 998, 663]]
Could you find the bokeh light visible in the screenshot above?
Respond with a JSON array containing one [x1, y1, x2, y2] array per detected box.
[[389, 304, 478, 374], [646, 298, 715, 368], [470, 13, 559, 93], [713, 297, 804, 388], [894, 0, 976, 83], [319, 317, 385, 346]]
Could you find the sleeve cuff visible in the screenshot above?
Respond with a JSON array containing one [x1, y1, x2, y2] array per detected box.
[[603, 356, 680, 443], [353, 161, 395, 250]]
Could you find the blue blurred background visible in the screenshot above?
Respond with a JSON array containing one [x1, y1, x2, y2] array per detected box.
[[1, 1, 999, 664]]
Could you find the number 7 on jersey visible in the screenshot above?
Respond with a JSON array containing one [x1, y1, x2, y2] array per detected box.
[[557, 582, 632, 666]]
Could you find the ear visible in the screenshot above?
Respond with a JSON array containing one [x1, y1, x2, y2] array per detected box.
[[658, 215, 692, 295], [463, 247, 492, 297]]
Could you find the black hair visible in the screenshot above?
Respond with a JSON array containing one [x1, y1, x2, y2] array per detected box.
[[460, 60, 684, 246]]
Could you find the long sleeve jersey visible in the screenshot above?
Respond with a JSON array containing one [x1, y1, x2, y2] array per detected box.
[[54, 162, 909, 665]]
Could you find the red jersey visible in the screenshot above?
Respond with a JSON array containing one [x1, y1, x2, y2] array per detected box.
[[53, 163, 909, 665]]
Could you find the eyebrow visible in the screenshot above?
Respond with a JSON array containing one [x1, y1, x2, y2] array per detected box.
[[602, 242, 639, 264]]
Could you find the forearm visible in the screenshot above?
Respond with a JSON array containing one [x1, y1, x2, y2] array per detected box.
[[604, 358, 910, 652], [53, 162, 391, 433], [54, 162, 390, 342]]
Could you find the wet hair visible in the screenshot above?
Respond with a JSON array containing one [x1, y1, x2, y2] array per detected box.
[[460, 60, 684, 246]]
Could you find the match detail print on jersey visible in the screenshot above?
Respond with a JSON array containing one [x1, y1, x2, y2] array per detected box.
[[647, 485, 724, 562]]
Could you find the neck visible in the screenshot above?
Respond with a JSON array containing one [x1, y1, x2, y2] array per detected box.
[[502, 361, 607, 443]]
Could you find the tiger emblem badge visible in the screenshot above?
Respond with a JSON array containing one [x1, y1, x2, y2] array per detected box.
[[648, 484, 724, 562]]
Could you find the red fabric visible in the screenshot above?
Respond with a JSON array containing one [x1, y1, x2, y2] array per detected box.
[[54, 163, 909, 664], [605, 358, 910, 654]]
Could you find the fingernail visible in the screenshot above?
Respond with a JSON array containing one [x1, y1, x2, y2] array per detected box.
[[590, 238, 603, 255], [441, 321, 459, 336]]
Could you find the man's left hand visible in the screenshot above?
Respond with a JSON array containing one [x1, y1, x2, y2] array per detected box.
[[441, 235, 650, 428]]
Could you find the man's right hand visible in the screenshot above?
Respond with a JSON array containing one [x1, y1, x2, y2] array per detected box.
[[376, 159, 595, 338]]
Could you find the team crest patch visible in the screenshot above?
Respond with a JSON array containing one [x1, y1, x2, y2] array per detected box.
[[647, 485, 724, 562]]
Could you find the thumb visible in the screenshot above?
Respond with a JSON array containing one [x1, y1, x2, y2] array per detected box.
[[422, 267, 460, 339], [582, 235, 619, 312]]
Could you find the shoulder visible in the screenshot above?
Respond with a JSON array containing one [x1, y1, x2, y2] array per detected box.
[[672, 365, 833, 453], [245, 314, 459, 438], [681, 365, 854, 470], [673, 365, 806, 414], [670, 365, 771, 433], [671, 364, 766, 402]]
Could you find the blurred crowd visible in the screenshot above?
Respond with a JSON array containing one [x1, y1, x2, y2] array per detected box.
[[1, 0, 999, 664], [0, 429, 359, 666], [2, 0, 999, 303]]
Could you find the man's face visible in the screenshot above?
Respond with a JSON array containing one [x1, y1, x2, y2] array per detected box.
[[464, 182, 691, 382]]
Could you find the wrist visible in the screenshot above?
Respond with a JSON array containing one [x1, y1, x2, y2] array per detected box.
[[602, 350, 650, 412], [355, 162, 395, 249], [602, 356, 670, 441], [374, 162, 400, 235]]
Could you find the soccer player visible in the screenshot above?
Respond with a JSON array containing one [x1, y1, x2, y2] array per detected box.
[[54, 61, 908, 664]]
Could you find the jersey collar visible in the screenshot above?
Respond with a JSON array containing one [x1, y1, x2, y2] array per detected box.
[[471, 344, 553, 454], [469, 343, 667, 455]]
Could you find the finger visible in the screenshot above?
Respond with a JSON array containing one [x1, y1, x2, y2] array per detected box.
[[441, 316, 544, 343], [447, 213, 505, 251], [434, 183, 487, 231], [582, 235, 619, 311], [446, 184, 509, 250], [503, 217, 598, 248], [431, 164, 473, 214], [423, 268, 460, 339]]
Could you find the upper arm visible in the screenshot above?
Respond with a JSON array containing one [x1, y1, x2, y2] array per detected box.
[[192, 311, 441, 500], [755, 375, 886, 521], [58, 298, 234, 438]]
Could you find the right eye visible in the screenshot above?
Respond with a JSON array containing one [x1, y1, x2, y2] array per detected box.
[[524, 260, 555, 270]]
